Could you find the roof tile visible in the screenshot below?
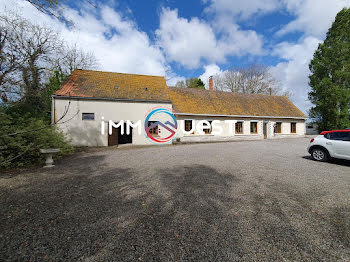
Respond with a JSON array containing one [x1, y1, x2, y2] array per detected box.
[[55, 69, 170, 101], [168, 87, 306, 118]]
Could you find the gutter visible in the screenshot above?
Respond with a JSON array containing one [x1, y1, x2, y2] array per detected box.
[[52, 95, 172, 104], [174, 112, 307, 120], [51, 95, 55, 124]]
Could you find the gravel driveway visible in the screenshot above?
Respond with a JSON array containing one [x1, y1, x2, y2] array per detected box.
[[1, 138, 350, 261]]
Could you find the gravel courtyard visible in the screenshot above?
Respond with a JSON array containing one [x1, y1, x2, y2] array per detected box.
[[1, 138, 349, 261]]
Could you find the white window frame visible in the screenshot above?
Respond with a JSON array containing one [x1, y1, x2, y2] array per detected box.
[[202, 119, 213, 135], [274, 121, 282, 134], [291, 122, 297, 134], [249, 120, 259, 134], [235, 120, 244, 135], [82, 113, 95, 121], [184, 119, 195, 135]]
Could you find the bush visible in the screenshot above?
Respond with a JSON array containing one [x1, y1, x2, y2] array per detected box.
[[0, 111, 73, 170]]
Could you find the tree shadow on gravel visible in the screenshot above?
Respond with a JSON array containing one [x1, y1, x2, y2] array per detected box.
[[98, 165, 244, 262], [1, 164, 244, 262], [2, 162, 349, 261]]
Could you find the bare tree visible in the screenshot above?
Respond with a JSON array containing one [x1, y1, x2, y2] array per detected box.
[[0, 13, 61, 98], [0, 15, 21, 98], [213, 64, 292, 98], [0, 13, 98, 101], [55, 44, 99, 75], [214, 70, 241, 93], [175, 80, 185, 88]]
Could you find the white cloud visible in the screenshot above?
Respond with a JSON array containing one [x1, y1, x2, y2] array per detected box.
[[277, 0, 350, 37], [165, 68, 186, 86], [270, 36, 321, 114], [156, 8, 264, 69], [205, 0, 349, 37], [204, 0, 281, 20], [199, 64, 225, 89], [272, 0, 350, 114], [0, 0, 168, 77], [156, 8, 221, 69]]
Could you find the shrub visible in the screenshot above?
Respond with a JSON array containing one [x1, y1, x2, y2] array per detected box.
[[0, 111, 73, 170]]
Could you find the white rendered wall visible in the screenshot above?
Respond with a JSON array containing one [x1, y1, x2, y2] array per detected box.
[[175, 115, 305, 143], [54, 98, 306, 146], [53, 97, 172, 146]]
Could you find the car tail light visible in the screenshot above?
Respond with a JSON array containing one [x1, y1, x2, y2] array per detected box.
[[310, 138, 314, 143]]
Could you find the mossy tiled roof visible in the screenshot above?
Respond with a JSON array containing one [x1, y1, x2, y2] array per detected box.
[[56, 70, 306, 118], [55, 69, 170, 101], [168, 87, 305, 118]]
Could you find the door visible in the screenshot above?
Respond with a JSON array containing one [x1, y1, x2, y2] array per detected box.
[[263, 123, 267, 139], [327, 132, 350, 160], [118, 122, 132, 144], [108, 123, 118, 146]]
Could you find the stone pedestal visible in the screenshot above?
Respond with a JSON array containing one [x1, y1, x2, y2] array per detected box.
[[40, 148, 60, 168]]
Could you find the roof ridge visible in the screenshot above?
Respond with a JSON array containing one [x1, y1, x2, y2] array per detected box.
[[168, 86, 286, 98], [73, 69, 165, 78]]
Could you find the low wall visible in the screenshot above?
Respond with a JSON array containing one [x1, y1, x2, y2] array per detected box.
[[272, 134, 305, 139]]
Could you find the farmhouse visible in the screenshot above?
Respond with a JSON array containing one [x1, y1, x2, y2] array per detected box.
[[53, 69, 306, 146]]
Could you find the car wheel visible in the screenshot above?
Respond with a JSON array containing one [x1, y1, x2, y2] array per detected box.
[[311, 148, 328, 162]]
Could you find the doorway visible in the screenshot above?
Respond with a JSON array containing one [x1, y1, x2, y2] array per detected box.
[[108, 122, 118, 146], [108, 122, 133, 146], [118, 122, 132, 144], [263, 122, 267, 139]]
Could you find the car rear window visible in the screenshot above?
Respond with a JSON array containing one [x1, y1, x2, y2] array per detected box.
[[325, 132, 350, 141]]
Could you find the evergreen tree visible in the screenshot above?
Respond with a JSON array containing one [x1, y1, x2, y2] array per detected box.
[[308, 8, 350, 131], [175, 78, 205, 89], [197, 78, 205, 89]]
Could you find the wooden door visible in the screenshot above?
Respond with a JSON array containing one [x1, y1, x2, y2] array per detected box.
[[108, 123, 118, 146], [263, 123, 267, 139]]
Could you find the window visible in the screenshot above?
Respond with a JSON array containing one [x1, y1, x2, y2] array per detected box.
[[203, 121, 212, 134], [250, 122, 258, 134], [236, 122, 243, 134], [184, 120, 193, 132], [291, 123, 296, 133], [82, 113, 94, 120], [275, 122, 282, 133], [148, 121, 158, 135], [326, 132, 350, 141]]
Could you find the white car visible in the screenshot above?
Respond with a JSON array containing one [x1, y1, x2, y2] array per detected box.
[[307, 130, 350, 161]]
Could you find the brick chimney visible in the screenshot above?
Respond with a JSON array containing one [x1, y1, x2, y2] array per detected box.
[[209, 76, 213, 91]]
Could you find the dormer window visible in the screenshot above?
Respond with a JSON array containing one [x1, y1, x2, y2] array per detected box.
[[114, 85, 118, 89]]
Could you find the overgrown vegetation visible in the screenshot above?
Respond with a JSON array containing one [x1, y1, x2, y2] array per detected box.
[[0, 110, 73, 169], [0, 12, 97, 169], [309, 8, 350, 132]]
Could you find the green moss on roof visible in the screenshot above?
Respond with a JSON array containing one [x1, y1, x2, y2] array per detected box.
[[56, 69, 170, 101], [168, 87, 305, 118]]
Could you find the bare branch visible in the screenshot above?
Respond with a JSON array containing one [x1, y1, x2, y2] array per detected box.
[[212, 64, 292, 97], [53, 43, 99, 75]]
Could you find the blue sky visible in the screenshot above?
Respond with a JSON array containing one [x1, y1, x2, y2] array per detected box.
[[1, 0, 350, 114]]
